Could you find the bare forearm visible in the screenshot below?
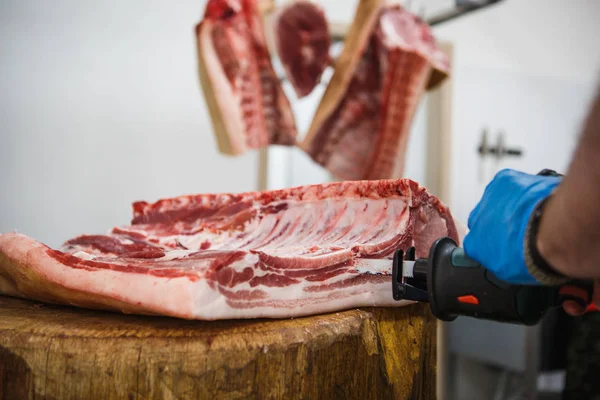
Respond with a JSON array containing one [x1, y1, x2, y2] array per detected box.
[[537, 82, 600, 279]]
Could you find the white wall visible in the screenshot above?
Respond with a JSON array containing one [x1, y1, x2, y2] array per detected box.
[[433, 0, 600, 85], [0, 1, 260, 247], [431, 0, 600, 222]]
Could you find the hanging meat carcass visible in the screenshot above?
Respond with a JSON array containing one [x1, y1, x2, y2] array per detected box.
[[301, 0, 450, 181], [196, 0, 298, 155]]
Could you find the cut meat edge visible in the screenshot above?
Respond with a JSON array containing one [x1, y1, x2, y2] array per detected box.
[[0, 233, 417, 320], [130, 178, 439, 225], [0, 233, 198, 319]]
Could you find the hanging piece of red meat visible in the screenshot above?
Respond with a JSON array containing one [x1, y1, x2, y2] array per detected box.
[[301, 0, 450, 181], [196, 0, 298, 155]]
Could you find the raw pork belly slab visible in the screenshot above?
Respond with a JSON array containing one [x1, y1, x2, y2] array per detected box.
[[270, 0, 331, 98], [0, 179, 458, 320], [301, 0, 450, 181], [196, 0, 298, 155]]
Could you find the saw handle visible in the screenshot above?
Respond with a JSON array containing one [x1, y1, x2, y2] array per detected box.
[[425, 237, 594, 325]]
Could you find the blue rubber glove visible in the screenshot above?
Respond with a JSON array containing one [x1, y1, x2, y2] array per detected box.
[[463, 169, 562, 284]]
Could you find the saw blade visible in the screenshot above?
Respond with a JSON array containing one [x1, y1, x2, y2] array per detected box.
[[402, 261, 415, 278], [354, 258, 415, 277]]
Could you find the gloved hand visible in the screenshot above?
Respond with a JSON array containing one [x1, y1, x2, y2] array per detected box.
[[463, 169, 562, 284]]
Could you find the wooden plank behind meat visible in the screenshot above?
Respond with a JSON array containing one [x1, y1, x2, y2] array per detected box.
[[0, 296, 437, 399], [302, 0, 385, 149], [259, 0, 276, 15]]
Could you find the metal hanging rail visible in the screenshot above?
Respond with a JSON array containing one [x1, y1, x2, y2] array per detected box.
[[330, 0, 506, 42], [427, 0, 505, 27]]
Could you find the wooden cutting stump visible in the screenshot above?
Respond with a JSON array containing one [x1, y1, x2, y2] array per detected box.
[[0, 296, 436, 400]]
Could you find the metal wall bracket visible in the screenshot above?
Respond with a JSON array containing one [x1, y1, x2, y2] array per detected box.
[[478, 129, 523, 159]]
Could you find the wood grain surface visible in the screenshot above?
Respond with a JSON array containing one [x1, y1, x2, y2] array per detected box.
[[0, 297, 436, 399]]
